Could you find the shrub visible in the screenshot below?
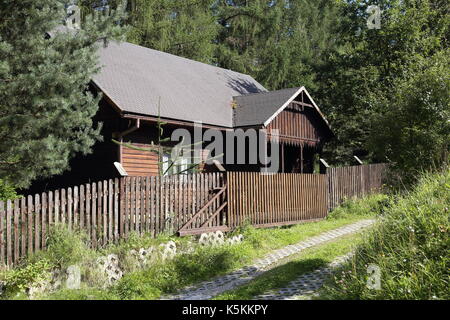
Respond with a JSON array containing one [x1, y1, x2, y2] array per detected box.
[[0, 259, 52, 298], [320, 168, 450, 299], [327, 193, 390, 220], [29, 225, 94, 269], [44, 288, 119, 300], [113, 245, 244, 300], [0, 179, 18, 201]]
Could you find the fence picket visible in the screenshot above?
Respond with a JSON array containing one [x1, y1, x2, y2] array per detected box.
[[91, 183, 97, 248], [41, 193, 47, 249], [103, 181, 108, 244], [68, 188, 73, 230], [27, 196, 33, 256], [6, 201, 12, 266], [34, 194, 40, 252], [13, 199, 20, 264], [0, 201, 4, 266], [108, 179, 113, 243], [114, 178, 119, 241], [20, 198, 26, 257]]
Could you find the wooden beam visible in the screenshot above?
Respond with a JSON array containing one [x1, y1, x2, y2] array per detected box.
[[122, 114, 233, 131], [267, 133, 320, 143], [178, 187, 227, 232], [354, 156, 364, 165], [178, 225, 230, 236], [199, 201, 228, 228], [290, 100, 314, 108]]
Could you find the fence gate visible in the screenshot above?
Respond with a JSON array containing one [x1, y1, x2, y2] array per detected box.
[[177, 173, 228, 236]]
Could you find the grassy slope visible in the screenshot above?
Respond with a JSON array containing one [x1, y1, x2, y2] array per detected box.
[[319, 169, 450, 300]]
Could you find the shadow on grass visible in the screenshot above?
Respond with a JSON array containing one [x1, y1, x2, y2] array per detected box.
[[172, 249, 238, 284]]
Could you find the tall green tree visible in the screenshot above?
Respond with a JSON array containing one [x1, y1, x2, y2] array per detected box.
[[215, 0, 343, 90], [124, 0, 218, 63], [368, 51, 450, 185], [318, 0, 449, 166], [0, 0, 125, 188]]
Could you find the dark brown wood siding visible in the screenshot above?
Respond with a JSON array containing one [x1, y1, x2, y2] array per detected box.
[[267, 105, 324, 147], [121, 143, 159, 176]]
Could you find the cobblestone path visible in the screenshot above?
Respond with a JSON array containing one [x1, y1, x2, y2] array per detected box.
[[253, 253, 353, 300], [162, 219, 373, 300]]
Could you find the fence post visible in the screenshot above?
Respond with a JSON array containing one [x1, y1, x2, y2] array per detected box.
[[327, 167, 332, 212], [320, 159, 332, 212]]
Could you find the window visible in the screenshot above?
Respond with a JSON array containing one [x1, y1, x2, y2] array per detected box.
[[162, 153, 170, 176], [161, 152, 192, 176]]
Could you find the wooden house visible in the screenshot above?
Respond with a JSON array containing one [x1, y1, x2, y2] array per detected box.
[[28, 41, 333, 192]]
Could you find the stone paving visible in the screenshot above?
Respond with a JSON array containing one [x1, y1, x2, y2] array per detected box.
[[162, 219, 374, 300], [253, 253, 353, 300]]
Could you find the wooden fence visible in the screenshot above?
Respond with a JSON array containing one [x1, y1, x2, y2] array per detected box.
[[227, 172, 328, 228], [0, 164, 387, 268], [121, 173, 226, 237], [327, 163, 387, 210], [0, 173, 224, 267]]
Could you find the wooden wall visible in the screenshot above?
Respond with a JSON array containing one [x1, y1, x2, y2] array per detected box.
[[267, 104, 326, 147], [121, 143, 160, 176]]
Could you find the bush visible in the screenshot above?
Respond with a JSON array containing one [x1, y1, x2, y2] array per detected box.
[[2, 194, 383, 300], [368, 51, 450, 186], [0, 259, 52, 298], [29, 225, 94, 269], [0, 179, 18, 201], [44, 288, 119, 300], [327, 193, 390, 220], [320, 168, 450, 299]]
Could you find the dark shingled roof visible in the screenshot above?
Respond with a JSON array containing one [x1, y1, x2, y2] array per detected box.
[[92, 41, 331, 131], [233, 87, 331, 132], [233, 87, 302, 127], [93, 41, 267, 127]]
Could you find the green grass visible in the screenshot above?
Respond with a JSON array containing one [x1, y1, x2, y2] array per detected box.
[[2, 193, 386, 300], [42, 216, 372, 300], [214, 233, 363, 300], [42, 201, 382, 301], [319, 168, 450, 300]]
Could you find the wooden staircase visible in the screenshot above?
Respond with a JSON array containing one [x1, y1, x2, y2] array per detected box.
[[178, 186, 228, 236]]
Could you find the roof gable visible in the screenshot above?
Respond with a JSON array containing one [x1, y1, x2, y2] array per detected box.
[[233, 87, 331, 133]]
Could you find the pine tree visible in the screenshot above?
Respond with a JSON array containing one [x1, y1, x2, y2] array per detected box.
[[215, 0, 343, 90], [125, 0, 218, 63], [0, 0, 125, 188]]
